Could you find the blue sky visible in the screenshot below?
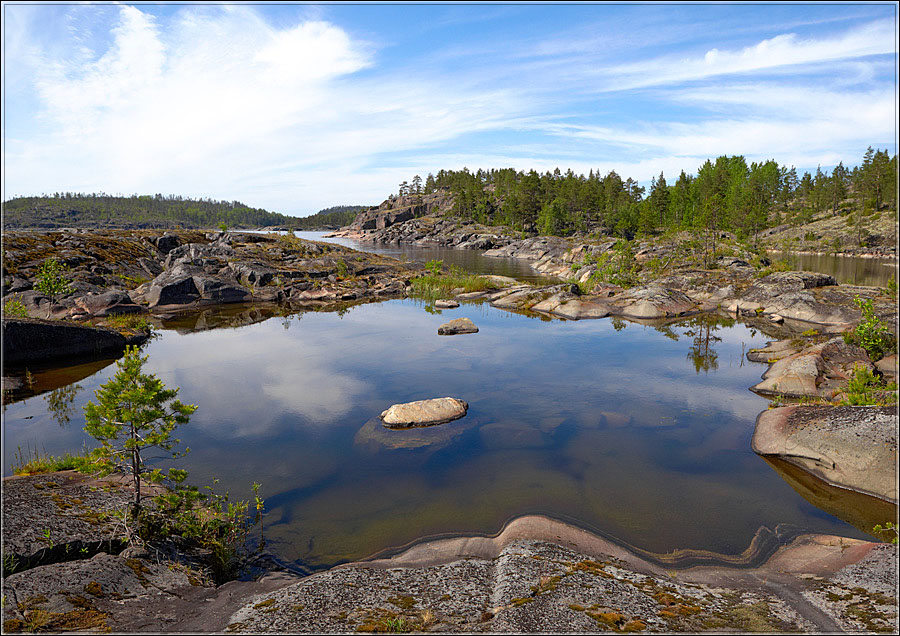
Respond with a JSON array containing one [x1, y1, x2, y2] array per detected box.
[[2, 2, 897, 216]]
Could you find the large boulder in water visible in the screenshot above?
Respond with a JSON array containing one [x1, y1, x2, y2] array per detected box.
[[437, 317, 478, 335], [752, 405, 897, 503], [380, 397, 469, 428]]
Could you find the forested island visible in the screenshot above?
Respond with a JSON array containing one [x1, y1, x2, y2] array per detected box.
[[390, 147, 896, 246], [1, 195, 365, 231]]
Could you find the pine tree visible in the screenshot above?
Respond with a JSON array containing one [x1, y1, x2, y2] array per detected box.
[[83, 346, 197, 514]]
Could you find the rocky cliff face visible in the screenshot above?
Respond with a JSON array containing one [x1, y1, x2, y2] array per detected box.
[[346, 190, 453, 231]]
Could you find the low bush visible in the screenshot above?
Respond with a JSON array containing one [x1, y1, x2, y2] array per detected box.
[[842, 296, 896, 361]]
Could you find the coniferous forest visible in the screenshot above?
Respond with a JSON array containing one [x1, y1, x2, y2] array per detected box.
[[397, 147, 897, 242], [1, 194, 365, 230], [2, 148, 895, 239]]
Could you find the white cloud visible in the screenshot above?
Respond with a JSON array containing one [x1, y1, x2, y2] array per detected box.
[[3, 4, 527, 211], [592, 18, 896, 91], [2, 6, 895, 210]]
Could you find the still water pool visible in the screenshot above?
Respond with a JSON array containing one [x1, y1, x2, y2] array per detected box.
[[2, 300, 883, 570]]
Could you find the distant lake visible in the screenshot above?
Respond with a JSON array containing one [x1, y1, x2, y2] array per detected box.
[[4, 300, 882, 571], [769, 251, 896, 287], [295, 231, 548, 282]]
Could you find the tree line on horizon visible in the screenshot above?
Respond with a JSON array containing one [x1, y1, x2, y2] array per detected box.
[[397, 147, 897, 243], [1, 193, 367, 231]]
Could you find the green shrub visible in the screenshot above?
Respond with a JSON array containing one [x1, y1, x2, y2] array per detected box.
[[34, 258, 74, 318], [3, 298, 28, 318], [138, 479, 263, 583], [840, 364, 897, 406], [425, 259, 443, 276], [842, 296, 896, 361]]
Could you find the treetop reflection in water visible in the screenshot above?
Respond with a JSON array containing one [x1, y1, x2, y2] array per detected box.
[[1, 300, 875, 569]]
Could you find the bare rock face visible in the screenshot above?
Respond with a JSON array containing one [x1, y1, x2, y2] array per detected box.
[[750, 337, 871, 399], [1, 318, 137, 365], [74, 291, 142, 317], [380, 397, 469, 428], [752, 405, 898, 503], [437, 317, 479, 335]]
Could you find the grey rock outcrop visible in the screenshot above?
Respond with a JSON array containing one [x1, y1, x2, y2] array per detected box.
[[74, 291, 142, 317], [750, 337, 872, 399], [1, 318, 145, 365]]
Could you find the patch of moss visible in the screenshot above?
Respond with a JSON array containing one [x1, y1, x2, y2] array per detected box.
[[588, 610, 626, 629], [124, 558, 151, 585], [84, 581, 104, 597], [253, 599, 276, 609], [65, 595, 93, 610], [530, 574, 561, 595], [510, 597, 533, 607], [387, 595, 416, 610]]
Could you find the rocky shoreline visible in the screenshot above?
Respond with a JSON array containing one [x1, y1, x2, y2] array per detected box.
[[2, 472, 896, 633], [2, 228, 418, 323], [2, 221, 898, 633]]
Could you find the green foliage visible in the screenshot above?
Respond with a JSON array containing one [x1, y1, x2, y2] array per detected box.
[[872, 522, 899, 545], [3, 193, 310, 230], [884, 274, 897, 299], [292, 205, 367, 230], [842, 296, 896, 361], [581, 240, 641, 290], [335, 258, 349, 278], [104, 313, 153, 331], [3, 298, 28, 318], [83, 346, 197, 511], [410, 264, 500, 301], [840, 364, 897, 406], [12, 446, 95, 475], [425, 259, 443, 276], [137, 479, 262, 583], [404, 147, 895, 240], [34, 258, 74, 317]]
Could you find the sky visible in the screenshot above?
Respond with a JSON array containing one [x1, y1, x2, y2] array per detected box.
[[2, 2, 897, 217]]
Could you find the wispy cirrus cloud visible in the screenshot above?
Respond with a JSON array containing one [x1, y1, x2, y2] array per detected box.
[[582, 18, 896, 91]]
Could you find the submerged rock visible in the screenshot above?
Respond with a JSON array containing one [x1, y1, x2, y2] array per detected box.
[[380, 397, 469, 428], [438, 317, 479, 335]]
